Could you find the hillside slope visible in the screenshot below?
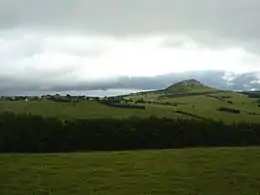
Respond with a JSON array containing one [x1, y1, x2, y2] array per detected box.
[[156, 79, 220, 97], [163, 79, 215, 93], [1, 79, 260, 123], [123, 79, 260, 123]]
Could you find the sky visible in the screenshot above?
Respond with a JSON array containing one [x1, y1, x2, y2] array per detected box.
[[1, 0, 260, 94]]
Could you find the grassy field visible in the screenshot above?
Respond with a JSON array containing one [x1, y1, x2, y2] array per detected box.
[[125, 90, 260, 123], [0, 92, 260, 123], [1, 147, 260, 195], [1, 80, 260, 123], [0, 100, 191, 120], [163, 92, 260, 123]]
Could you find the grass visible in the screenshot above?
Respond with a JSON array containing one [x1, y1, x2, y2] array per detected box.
[[1, 147, 260, 195], [0, 92, 260, 123], [0, 100, 190, 120], [172, 93, 260, 123], [164, 93, 260, 123], [125, 90, 260, 123], [1, 80, 260, 123], [163, 83, 216, 94]]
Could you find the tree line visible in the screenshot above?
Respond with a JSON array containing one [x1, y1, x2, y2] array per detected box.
[[1, 112, 260, 153], [98, 100, 145, 109], [240, 91, 260, 98]]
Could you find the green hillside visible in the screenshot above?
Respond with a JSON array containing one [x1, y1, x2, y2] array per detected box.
[[124, 79, 260, 123], [0, 100, 190, 120], [240, 91, 260, 98], [0, 79, 260, 123], [162, 79, 217, 94], [1, 147, 260, 195]]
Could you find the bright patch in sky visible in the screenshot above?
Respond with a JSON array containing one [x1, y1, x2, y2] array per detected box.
[[1, 0, 260, 94], [1, 30, 260, 83]]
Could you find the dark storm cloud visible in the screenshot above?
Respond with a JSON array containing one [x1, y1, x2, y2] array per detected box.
[[2, 71, 260, 96], [0, 75, 119, 96], [0, 0, 259, 37], [1, 0, 260, 52]]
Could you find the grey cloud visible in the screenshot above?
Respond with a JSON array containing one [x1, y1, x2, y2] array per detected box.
[[0, 0, 259, 36], [1, 0, 260, 52], [0, 76, 120, 96], [2, 71, 260, 96]]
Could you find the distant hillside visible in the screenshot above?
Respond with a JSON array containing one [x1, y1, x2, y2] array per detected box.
[[162, 79, 215, 93], [120, 78, 260, 124], [149, 79, 221, 97], [240, 91, 260, 98]]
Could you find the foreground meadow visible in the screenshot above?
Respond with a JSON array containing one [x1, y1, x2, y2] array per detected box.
[[1, 147, 260, 195]]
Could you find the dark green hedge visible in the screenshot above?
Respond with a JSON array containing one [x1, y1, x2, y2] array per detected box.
[[0, 112, 260, 153], [217, 107, 241, 114], [99, 101, 145, 109]]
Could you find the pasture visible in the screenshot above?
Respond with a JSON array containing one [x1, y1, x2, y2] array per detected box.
[[0, 100, 189, 120], [0, 92, 260, 123], [1, 79, 260, 123], [125, 91, 260, 123], [1, 147, 260, 195]]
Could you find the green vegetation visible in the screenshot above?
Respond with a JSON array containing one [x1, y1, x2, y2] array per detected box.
[[1, 147, 260, 195], [217, 107, 241, 114], [1, 80, 260, 195], [1, 79, 260, 123], [122, 80, 260, 123], [240, 91, 260, 98], [1, 113, 260, 153], [161, 79, 217, 95], [0, 100, 188, 120]]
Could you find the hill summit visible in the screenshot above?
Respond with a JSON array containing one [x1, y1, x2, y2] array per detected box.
[[173, 79, 204, 87], [163, 79, 214, 94]]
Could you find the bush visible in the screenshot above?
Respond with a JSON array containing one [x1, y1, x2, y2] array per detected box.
[[175, 110, 208, 121], [246, 112, 260, 116], [136, 99, 145, 104], [99, 101, 145, 110], [217, 107, 240, 114]]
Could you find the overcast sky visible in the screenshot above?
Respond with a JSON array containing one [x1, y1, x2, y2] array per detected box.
[[1, 0, 260, 93]]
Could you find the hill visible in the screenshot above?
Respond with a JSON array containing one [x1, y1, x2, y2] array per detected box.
[[123, 79, 260, 123], [0, 79, 260, 123], [240, 91, 260, 98], [125, 79, 220, 99], [159, 79, 218, 95]]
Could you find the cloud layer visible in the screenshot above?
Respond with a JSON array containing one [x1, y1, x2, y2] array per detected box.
[[0, 0, 260, 94]]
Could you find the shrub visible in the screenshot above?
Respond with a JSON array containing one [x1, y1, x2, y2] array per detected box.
[[99, 101, 145, 110], [217, 107, 240, 114], [136, 99, 145, 104]]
